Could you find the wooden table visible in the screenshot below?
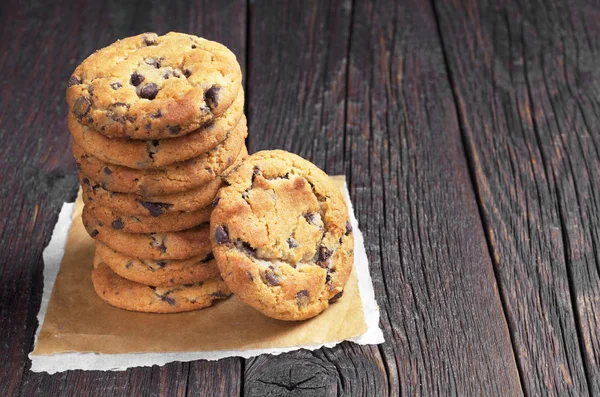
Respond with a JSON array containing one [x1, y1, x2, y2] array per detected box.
[[2, 0, 599, 395]]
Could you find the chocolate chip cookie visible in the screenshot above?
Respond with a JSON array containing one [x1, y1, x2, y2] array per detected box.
[[79, 146, 246, 216], [210, 150, 354, 321], [73, 122, 246, 195], [83, 207, 211, 260], [86, 202, 212, 233], [69, 94, 245, 169], [67, 32, 242, 139], [92, 254, 230, 313], [96, 242, 219, 287]]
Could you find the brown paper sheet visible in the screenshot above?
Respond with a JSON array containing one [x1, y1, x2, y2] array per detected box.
[[32, 177, 367, 355]]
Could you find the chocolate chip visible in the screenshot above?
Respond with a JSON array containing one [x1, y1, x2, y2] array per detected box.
[[150, 235, 167, 253], [151, 110, 162, 119], [191, 44, 197, 49], [68, 75, 80, 87], [145, 122, 152, 131], [75, 162, 82, 171], [304, 212, 317, 225], [202, 252, 214, 262], [239, 241, 256, 255], [264, 269, 279, 286], [183, 69, 192, 78], [103, 167, 112, 175], [143, 35, 156, 46], [329, 291, 343, 303], [214, 225, 230, 244], [90, 229, 99, 238], [316, 245, 332, 267], [145, 57, 161, 68], [73, 96, 92, 118], [211, 196, 220, 208], [169, 125, 181, 135], [107, 102, 131, 123], [211, 291, 229, 299], [111, 219, 124, 230], [130, 72, 145, 86], [251, 166, 261, 182], [161, 295, 176, 306], [204, 85, 220, 110], [287, 237, 299, 248], [125, 262, 133, 269], [345, 221, 352, 235], [82, 178, 90, 185], [156, 261, 167, 268], [318, 245, 332, 261], [137, 200, 172, 217], [152, 140, 160, 146], [296, 290, 309, 307], [139, 83, 158, 100]]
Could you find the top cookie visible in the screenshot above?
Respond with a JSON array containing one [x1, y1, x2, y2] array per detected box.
[[210, 150, 354, 321], [67, 32, 242, 139]]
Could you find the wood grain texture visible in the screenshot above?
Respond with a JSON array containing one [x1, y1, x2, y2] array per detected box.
[[0, 0, 245, 396], [246, 0, 522, 395], [432, 0, 600, 395]]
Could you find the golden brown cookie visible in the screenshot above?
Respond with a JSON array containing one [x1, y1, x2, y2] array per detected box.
[[79, 146, 247, 216], [67, 32, 242, 139], [85, 202, 212, 233], [210, 150, 354, 321], [83, 207, 211, 260], [95, 242, 219, 287], [73, 122, 247, 195], [92, 254, 230, 313], [69, 94, 245, 169]]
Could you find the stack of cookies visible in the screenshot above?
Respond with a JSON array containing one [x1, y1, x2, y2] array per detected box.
[[66, 32, 246, 313]]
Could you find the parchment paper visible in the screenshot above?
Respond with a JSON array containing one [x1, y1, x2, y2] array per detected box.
[[30, 177, 384, 373]]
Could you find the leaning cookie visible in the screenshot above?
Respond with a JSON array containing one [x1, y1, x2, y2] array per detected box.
[[79, 146, 247, 217], [95, 242, 219, 287], [69, 95, 245, 169], [74, 120, 247, 195], [67, 32, 242, 139], [210, 150, 354, 321], [85, 202, 212, 233], [83, 207, 211, 260], [92, 254, 230, 313]]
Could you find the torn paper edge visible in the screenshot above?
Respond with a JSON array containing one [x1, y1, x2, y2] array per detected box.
[[30, 183, 383, 373]]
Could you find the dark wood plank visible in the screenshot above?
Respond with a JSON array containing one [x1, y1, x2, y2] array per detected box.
[[432, 0, 600, 394], [246, 0, 522, 395], [0, 1, 246, 396], [186, 358, 242, 396]]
